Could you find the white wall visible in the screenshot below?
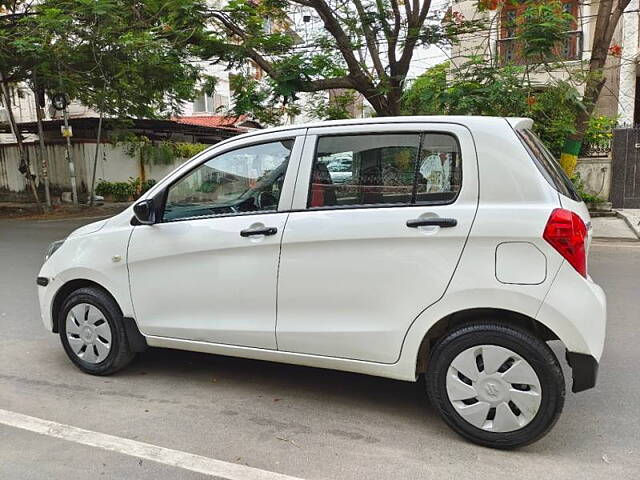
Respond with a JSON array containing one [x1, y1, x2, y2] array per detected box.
[[0, 142, 187, 198]]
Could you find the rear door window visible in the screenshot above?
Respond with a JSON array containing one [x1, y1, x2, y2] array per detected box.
[[517, 129, 582, 202], [309, 132, 462, 208]]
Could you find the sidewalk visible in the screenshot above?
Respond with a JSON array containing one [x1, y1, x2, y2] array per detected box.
[[616, 209, 640, 239], [591, 214, 639, 240]]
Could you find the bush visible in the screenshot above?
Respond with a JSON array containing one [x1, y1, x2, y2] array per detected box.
[[95, 177, 157, 202]]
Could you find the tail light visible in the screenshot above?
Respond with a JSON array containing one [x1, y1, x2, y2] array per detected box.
[[543, 208, 588, 277]]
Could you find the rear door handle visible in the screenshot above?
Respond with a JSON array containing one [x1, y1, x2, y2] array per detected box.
[[240, 226, 278, 237], [406, 218, 457, 228]]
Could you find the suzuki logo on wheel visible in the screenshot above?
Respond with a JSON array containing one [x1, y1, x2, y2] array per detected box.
[[484, 383, 499, 397]]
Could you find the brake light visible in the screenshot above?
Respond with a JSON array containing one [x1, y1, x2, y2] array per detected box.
[[543, 208, 588, 277]]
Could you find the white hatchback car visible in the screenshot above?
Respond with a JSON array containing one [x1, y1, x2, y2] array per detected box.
[[38, 117, 606, 448]]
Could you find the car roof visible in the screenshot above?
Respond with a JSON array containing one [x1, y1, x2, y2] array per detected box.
[[226, 116, 533, 145]]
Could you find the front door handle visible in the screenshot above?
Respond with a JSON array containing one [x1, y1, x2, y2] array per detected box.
[[406, 218, 457, 228], [240, 226, 278, 237]]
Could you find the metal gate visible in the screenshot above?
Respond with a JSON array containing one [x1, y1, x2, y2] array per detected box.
[[611, 127, 640, 208]]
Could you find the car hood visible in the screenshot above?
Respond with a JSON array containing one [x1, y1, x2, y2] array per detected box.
[[67, 218, 109, 238]]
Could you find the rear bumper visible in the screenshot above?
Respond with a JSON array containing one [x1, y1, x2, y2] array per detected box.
[[566, 351, 599, 393], [536, 262, 607, 362]]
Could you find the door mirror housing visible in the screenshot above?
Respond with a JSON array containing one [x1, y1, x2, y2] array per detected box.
[[132, 199, 156, 225]]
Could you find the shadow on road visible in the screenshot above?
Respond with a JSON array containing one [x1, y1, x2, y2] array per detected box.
[[123, 346, 433, 417]]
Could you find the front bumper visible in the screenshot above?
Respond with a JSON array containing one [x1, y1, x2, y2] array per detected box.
[[566, 351, 599, 393]]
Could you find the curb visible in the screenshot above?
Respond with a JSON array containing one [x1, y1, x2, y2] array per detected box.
[[615, 211, 640, 240]]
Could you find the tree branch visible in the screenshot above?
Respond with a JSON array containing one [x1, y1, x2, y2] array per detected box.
[[353, 0, 388, 81], [604, 0, 631, 43], [298, 77, 355, 92], [292, 0, 377, 94], [386, 0, 402, 66], [396, 0, 431, 79], [210, 12, 277, 77]]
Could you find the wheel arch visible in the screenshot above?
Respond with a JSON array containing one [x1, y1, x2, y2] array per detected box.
[[51, 279, 120, 333], [415, 307, 560, 376]]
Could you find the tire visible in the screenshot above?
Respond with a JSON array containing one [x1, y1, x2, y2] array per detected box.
[[426, 322, 565, 449], [59, 287, 136, 375]]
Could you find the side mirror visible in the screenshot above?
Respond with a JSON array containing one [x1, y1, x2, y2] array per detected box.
[[132, 199, 156, 225]]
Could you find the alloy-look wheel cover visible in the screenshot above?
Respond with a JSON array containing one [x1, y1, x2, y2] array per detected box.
[[65, 303, 112, 364], [446, 345, 542, 432]]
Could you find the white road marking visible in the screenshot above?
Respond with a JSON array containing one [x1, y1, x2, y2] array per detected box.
[[0, 408, 304, 480]]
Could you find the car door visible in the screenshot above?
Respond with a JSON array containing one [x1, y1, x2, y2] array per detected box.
[[127, 131, 305, 349], [276, 123, 478, 363]]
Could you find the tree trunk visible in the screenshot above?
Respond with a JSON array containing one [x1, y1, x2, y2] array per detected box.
[[0, 72, 41, 207], [62, 105, 79, 204], [32, 79, 51, 209], [89, 113, 103, 207], [560, 0, 627, 176]]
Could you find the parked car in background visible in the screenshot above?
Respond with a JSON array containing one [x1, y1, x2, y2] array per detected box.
[[326, 156, 353, 184], [38, 116, 605, 448]]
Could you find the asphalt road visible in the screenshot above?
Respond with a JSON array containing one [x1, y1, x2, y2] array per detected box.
[[0, 217, 639, 479]]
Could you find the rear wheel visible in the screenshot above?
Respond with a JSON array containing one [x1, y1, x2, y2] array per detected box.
[[426, 322, 565, 448], [59, 287, 136, 375]]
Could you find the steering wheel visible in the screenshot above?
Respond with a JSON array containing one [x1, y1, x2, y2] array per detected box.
[[256, 191, 278, 210]]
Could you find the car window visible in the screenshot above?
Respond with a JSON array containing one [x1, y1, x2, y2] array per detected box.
[[416, 133, 462, 203], [309, 132, 461, 208], [517, 129, 582, 202], [163, 140, 293, 222]]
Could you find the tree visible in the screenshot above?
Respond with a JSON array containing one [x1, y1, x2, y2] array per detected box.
[[559, 0, 631, 175], [0, 0, 214, 202], [205, 0, 482, 120], [441, 0, 630, 175], [401, 59, 586, 157]]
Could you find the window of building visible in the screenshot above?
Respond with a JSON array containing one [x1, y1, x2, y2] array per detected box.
[[192, 91, 230, 113], [499, 0, 580, 64]]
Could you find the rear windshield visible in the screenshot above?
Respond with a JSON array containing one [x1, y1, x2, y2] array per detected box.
[[516, 129, 582, 202]]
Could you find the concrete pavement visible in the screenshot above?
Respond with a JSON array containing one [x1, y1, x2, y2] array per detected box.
[[0, 217, 639, 479]]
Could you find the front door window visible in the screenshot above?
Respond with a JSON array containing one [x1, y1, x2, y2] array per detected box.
[[164, 140, 294, 221]]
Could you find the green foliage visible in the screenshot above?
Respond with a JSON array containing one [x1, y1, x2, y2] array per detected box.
[[113, 133, 208, 165], [518, 1, 575, 61], [401, 60, 587, 156], [1, 0, 211, 118], [400, 62, 448, 116], [95, 177, 156, 201], [583, 115, 616, 145], [229, 74, 301, 125], [200, 0, 488, 121], [305, 90, 359, 121]]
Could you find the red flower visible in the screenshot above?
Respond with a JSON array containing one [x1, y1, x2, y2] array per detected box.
[[609, 44, 623, 57]]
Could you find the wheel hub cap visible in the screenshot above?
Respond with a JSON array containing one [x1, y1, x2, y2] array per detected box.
[[446, 345, 542, 432], [65, 303, 112, 364]]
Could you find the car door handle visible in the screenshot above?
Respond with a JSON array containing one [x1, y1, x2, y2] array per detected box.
[[406, 218, 457, 228], [240, 226, 278, 237]]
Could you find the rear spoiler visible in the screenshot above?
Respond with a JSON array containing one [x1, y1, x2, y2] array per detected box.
[[505, 117, 534, 130]]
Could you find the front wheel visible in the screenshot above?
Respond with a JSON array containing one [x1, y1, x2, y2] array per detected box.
[[59, 287, 136, 375], [426, 322, 565, 448]]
